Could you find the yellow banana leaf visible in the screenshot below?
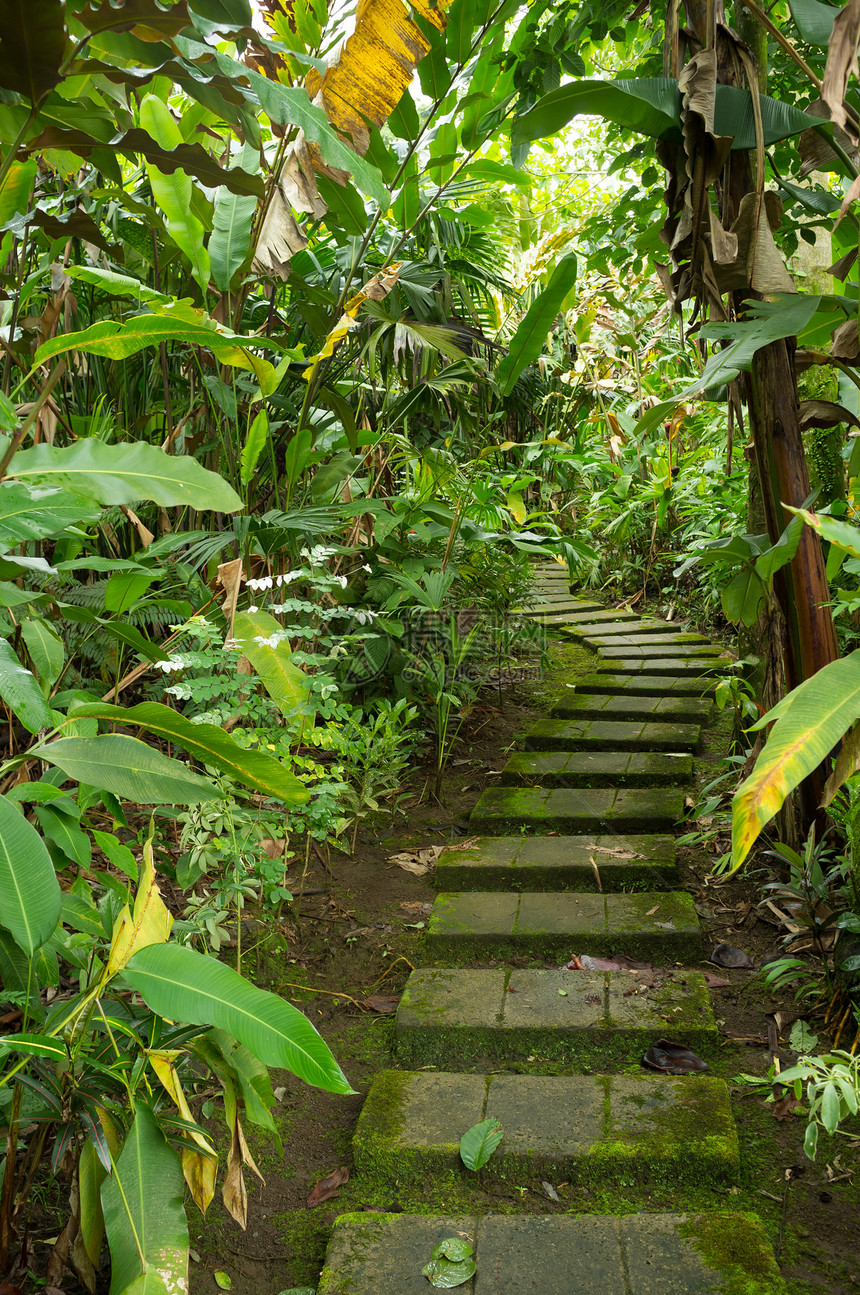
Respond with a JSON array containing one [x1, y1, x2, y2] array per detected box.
[[106, 836, 172, 976]]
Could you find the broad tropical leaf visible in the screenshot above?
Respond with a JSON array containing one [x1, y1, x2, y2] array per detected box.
[[459, 1117, 504, 1171], [20, 616, 64, 691], [76, 702, 310, 804], [496, 253, 577, 395], [8, 440, 241, 512], [786, 505, 860, 558], [720, 568, 767, 627], [513, 78, 822, 152], [139, 94, 211, 297], [101, 1104, 189, 1295], [0, 792, 61, 954], [0, 637, 52, 732], [240, 409, 269, 485], [125, 943, 354, 1094], [0, 0, 66, 105], [209, 144, 258, 291], [0, 481, 98, 543], [788, 0, 838, 46], [232, 610, 309, 720], [35, 734, 220, 804], [732, 652, 860, 870]]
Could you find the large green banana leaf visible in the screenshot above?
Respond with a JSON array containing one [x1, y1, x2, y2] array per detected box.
[[232, 610, 309, 721], [513, 78, 823, 152], [35, 734, 220, 804], [0, 638, 52, 733], [76, 701, 309, 804], [139, 94, 211, 298], [125, 943, 355, 1094], [787, 0, 839, 47], [101, 1104, 188, 1295], [497, 253, 577, 395], [0, 792, 61, 955]]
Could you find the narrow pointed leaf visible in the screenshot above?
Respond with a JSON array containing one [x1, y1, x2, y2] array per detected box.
[[125, 943, 354, 1094], [497, 253, 577, 395], [139, 95, 211, 296], [0, 637, 52, 733]]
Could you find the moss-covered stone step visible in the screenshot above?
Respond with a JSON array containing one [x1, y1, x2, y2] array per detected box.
[[568, 616, 674, 634], [590, 656, 728, 677], [353, 1070, 738, 1186], [395, 967, 717, 1067], [318, 1211, 787, 1295], [517, 598, 603, 615], [546, 607, 642, 626], [584, 632, 714, 650], [500, 749, 693, 788], [550, 692, 712, 724], [575, 670, 718, 696], [522, 717, 701, 752], [600, 641, 726, 659], [425, 890, 701, 961], [469, 785, 683, 834], [435, 834, 677, 892]]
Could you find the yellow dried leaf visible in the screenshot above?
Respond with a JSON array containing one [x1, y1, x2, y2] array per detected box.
[[106, 837, 172, 976]]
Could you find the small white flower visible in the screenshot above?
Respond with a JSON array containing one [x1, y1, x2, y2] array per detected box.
[[277, 569, 304, 587], [354, 609, 375, 626], [362, 563, 372, 573], [337, 575, 348, 589], [248, 605, 258, 614], [247, 576, 273, 592]]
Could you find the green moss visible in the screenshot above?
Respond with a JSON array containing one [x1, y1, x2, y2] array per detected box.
[[678, 1213, 789, 1294]]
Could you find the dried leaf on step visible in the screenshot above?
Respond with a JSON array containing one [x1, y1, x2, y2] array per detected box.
[[772, 1092, 803, 1120], [307, 1165, 349, 1208], [702, 971, 731, 988], [541, 1181, 560, 1202]]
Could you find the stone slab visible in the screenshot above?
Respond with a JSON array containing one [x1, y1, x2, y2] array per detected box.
[[469, 785, 683, 834], [549, 608, 642, 626], [395, 967, 717, 1067], [584, 632, 714, 650], [435, 834, 678, 891], [574, 671, 718, 696], [517, 599, 603, 616], [600, 641, 727, 659], [500, 749, 693, 787], [550, 693, 713, 724], [425, 890, 702, 961], [319, 1212, 785, 1295], [354, 1071, 738, 1185], [523, 718, 701, 752], [590, 657, 728, 677]]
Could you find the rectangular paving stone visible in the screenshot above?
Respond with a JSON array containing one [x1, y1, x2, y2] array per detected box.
[[584, 632, 714, 650], [590, 657, 728, 677], [320, 1213, 785, 1295], [469, 785, 683, 834], [396, 967, 717, 1067], [549, 608, 642, 626], [600, 641, 728, 659], [550, 693, 713, 724], [354, 1071, 738, 1185], [523, 717, 701, 752], [574, 671, 718, 696], [517, 598, 603, 615], [500, 749, 693, 788], [425, 890, 702, 961], [435, 834, 678, 891]]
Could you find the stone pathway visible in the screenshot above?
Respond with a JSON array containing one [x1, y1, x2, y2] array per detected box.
[[318, 563, 786, 1294]]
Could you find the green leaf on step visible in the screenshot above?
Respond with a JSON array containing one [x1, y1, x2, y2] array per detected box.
[[459, 1118, 504, 1171], [214, 1273, 232, 1289]]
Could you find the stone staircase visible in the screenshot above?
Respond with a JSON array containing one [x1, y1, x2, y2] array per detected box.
[[317, 563, 787, 1294]]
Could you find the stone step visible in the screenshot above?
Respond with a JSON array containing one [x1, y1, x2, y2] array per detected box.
[[470, 786, 683, 834], [319, 1211, 785, 1295], [600, 642, 726, 659], [519, 602, 602, 618], [425, 890, 701, 961], [353, 1070, 738, 1186], [501, 749, 693, 787], [395, 967, 717, 1067], [569, 616, 675, 635], [584, 632, 714, 650], [523, 718, 701, 752], [544, 607, 641, 626], [550, 692, 712, 724], [435, 834, 677, 892], [590, 656, 728, 676], [575, 670, 718, 696]]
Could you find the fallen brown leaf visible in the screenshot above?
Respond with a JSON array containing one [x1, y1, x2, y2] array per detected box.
[[307, 1165, 350, 1208], [772, 1093, 802, 1121], [387, 846, 442, 876], [362, 995, 400, 1014], [702, 971, 731, 989]]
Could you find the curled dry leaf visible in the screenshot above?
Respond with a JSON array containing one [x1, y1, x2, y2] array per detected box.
[[567, 954, 651, 971], [702, 971, 731, 989], [772, 1092, 803, 1121], [307, 1165, 349, 1208], [710, 943, 754, 969], [642, 1039, 709, 1075], [387, 846, 442, 876], [362, 995, 400, 1014], [541, 1181, 560, 1202]]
